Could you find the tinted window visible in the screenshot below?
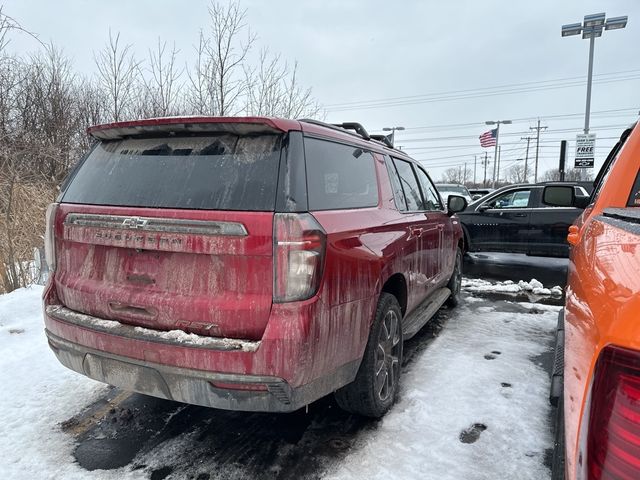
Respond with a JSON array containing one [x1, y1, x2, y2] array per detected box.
[[487, 189, 532, 209], [415, 167, 443, 211], [628, 169, 640, 207], [305, 137, 378, 210], [384, 156, 407, 211], [393, 158, 423, 211], [62, 135, 282, 210]]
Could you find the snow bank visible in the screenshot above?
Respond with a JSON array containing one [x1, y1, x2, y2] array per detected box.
[[326, 299, 559, 480], [463, 278, 563, 296], [0, 287, 145, 480]]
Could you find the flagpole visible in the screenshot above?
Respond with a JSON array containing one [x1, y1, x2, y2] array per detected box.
[[492, 125, 500, 188], [485, 119, 512, 188]]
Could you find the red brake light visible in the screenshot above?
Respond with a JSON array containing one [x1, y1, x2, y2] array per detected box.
[[588, 345, 640, 479], [273, 213, 326, 303]]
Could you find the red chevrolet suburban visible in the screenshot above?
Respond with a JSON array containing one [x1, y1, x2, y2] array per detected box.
[[43, 117, 466, 417]]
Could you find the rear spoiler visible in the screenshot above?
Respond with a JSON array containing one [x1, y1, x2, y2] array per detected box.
[[87, 117, 298, 140]]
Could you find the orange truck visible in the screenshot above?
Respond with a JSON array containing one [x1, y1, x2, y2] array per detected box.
[[546, 123, 640, 480]]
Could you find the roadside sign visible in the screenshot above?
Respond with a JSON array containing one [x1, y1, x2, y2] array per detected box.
[[575, 133, 596, 168]]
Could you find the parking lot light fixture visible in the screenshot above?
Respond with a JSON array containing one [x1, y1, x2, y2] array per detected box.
[[562, 12, 628, 134], [382, 126, 405, 147]]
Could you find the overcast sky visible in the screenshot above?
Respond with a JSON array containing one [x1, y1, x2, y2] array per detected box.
[[3, 0, 639, 181]]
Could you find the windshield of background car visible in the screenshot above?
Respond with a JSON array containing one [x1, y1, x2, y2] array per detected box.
[[61, 134, 283, 211]]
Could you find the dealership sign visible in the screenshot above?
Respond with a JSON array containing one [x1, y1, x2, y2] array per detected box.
[[575, 133, 596, 168]]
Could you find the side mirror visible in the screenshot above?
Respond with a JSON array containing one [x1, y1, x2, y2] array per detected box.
[[477, 204, 491, 212], [447, 195, 467, 215], [543, 185, 578, 208]]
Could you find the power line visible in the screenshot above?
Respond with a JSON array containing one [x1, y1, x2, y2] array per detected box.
[[326, 69, 640, 109], [326, 73, 640, 112]]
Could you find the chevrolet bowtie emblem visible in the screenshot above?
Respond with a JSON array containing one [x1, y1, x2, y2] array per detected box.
[[122, 217, 149, 229]]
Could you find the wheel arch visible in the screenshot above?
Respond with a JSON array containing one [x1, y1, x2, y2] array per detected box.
[[380, 273, 408, 317]]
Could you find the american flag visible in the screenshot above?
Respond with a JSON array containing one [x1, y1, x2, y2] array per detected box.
[[479, 129, 497, 148]]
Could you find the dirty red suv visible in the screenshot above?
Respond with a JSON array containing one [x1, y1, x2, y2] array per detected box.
[[43, 117, 466, 417]]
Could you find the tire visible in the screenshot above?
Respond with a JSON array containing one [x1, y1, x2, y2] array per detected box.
[[446, 247, 463, 307], [335, 293, 403, 418]]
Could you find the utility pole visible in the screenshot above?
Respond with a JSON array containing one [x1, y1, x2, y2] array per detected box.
[[496, 146, 501, 185], [520, 136, 532, 183], [483, 152, 488, 187], [463, 162, 467, 185], [473, 155, 477, 185], [530, 120, 547, 182]]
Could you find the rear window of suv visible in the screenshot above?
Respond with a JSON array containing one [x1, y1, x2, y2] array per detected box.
[[61, 134, 282, 211]]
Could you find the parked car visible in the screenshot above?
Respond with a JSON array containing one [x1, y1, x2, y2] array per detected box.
[[43, 117, 467, 418], [456, 182, 589, 257], [468, 188, 494, 201], [547, 123, 640, 479], [435, 183, 473, 204]]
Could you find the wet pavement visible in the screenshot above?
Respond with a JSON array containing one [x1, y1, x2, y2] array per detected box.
[[62, 256, 563, 479], [464, 252, 568, 287]]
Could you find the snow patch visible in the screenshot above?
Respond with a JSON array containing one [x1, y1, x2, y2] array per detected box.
[[0, 287, 143, 480], [463, 278, 563, 296], [326, 300, 557, 480]]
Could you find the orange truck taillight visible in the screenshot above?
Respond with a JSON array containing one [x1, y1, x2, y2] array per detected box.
[[273, 213, 326, 303], [587, 345, 640, 479], [44, 203, 59, 272]]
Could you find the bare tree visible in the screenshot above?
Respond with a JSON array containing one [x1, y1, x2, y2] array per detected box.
[[441, 166, 471, 184], [94, 30, 140, 122], [507, 163, 527, 183], [187, 1, 255, 115], [138, 39, 183, 118], [542, 168, 593, 182]]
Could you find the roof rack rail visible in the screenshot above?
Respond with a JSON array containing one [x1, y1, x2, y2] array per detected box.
[[331, 122, 370, 140], [298, 119, 374, 141], [370, 134, 393, 148], [298, 119, 398, 150]]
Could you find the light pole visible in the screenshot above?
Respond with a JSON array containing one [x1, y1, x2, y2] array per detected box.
[[382, 126, 405, 147], [562, 13, 628, 134], [485, 119, 511, 187]]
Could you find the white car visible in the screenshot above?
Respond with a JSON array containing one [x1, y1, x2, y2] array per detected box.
[[435, 184, 473, 205]]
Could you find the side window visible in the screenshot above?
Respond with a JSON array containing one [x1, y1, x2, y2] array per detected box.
[[392, 158, 423, 211], [627, 169, 640, 207], [384, 156, 407, 211], [486, 189, 532, 209], [414, 166, 443, 211], [304, 137, 379, 211]]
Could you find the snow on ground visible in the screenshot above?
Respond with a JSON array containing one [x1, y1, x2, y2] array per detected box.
[[0, 286, 145, 480], [463, 277, 563, 296], [326, 297, 559, 480]]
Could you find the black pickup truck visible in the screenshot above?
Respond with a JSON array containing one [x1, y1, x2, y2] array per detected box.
[[457, 183, 590, 257]]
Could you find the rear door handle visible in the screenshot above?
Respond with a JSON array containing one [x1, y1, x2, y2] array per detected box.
[[513, 213, 527, 217]]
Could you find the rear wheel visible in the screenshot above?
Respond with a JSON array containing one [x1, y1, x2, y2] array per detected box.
[[335, 293, 403, 418], [446, 247, 463, 307]]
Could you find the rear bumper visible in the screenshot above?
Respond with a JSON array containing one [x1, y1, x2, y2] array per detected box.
[[44, 303, 363, 412]]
